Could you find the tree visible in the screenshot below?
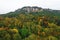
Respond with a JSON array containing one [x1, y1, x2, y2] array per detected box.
[[13, 33, 21, 40], [0, 30, 11, 40], [19, 27, 30, 38]]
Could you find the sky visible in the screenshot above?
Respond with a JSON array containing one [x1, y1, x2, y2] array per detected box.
[[0, 0, 60, 14]]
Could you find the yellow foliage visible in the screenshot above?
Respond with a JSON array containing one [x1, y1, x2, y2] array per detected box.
[[38, 31, 40, 35], [48, 36, 58, 40], [41, 32, 46, 36], [25, 34, 41, 40], [13, 29, 18, 33], [44, 28, 49, 32], [48, 23, 57, 28], [10, 28, 18, 33]]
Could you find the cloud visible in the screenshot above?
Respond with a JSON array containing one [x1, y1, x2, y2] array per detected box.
[[0, 0, 60, 14]]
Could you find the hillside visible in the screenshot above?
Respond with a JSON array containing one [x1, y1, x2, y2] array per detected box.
[[0, 6, 60, 18], [0, 6, 60, 40]]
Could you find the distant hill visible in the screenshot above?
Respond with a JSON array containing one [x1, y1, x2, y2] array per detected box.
[[0, 6, 60, 18]]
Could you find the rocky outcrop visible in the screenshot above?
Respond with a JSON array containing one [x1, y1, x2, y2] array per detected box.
[[21, 6, 43, 13]]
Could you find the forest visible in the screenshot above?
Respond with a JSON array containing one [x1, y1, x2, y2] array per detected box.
[[0, 7, 60, 40]]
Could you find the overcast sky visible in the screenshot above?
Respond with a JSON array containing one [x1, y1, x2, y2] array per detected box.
[[0, 0, 60, 14]]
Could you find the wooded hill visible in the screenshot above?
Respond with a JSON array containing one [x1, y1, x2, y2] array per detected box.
[[0, 6, 60, 40]]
